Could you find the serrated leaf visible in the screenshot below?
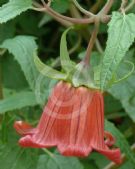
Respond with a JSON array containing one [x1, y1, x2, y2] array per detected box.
[[0, 0, 32, 23], [105, 120, 135, 165], [0, 36, 38, 90], [34, 54, 67, 80], [37, 152, 84, 169], [0, 91, 37, 114], [0, 36, 57, 105], [108, 54, 135, 121], [60, 27, 76, 73], [101, 12, 135, 90]]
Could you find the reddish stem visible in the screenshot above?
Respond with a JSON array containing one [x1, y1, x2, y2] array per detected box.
[[83, 19, 100, 65]]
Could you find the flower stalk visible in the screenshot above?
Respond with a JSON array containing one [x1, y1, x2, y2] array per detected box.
[[83, 19, 100, 65]]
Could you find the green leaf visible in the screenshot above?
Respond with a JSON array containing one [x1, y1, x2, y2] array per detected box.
[[37, 152, 84, 169], [0, 36, 59, 105], [109, 74, 135, 121], [108, 54, 135, 121], [60, 27, 76, 73], [101, 12, 135, 90], [105, 120, 135, 165], [0, 0, 32, 24], [2, 55, 28, 90], [119, 161, 135, 169], [0, 144, 38, 169], [34, 54, 67, 80], [0, 91, 37, 114], [0, 36, 38, 90]]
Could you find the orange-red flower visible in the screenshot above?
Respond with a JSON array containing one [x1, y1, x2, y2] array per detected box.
[[14, 81, 121, 164]]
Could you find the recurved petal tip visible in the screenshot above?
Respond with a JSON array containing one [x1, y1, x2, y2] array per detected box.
[[96, 147, 122, 164], [104, 131, 116, 147], [19, 135, 33, 147], [14, 121, 35, 136]]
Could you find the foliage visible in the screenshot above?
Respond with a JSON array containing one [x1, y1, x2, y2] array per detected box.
[[0, 0, 135, 169]]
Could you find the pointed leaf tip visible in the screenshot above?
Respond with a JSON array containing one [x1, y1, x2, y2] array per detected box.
[[34, 53, 67, 80], [60, 27, 76, 73]]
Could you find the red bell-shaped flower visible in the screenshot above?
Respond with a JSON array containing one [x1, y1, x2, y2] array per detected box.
[[14, 81, 121, 164]]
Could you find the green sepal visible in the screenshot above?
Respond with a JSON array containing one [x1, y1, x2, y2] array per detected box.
[[94, 65, 101, 87], [60, 27, 76, 73], [34, 53, 67, 80], [71, 61, 97, 89]]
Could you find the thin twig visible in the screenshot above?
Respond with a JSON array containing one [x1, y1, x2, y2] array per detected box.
[[45, 6, 95, 24], [99, 0, 114, 15], [69, 2, 82, 19], [120, 0, 128, 12], [32, 1, 111, 25], [40, 0, 46, 6], [32, 1, 72, 27], [125, 0, 135, 12], [42, 148, 54, 158], [90, 0, 104, 13], [72, 0, 94, 16], [32, 1, 95, 25], [83, 19, 100, 64]]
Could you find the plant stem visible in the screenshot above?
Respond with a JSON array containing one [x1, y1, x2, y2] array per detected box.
[[125, 0, 135, 12], [32, 1, 72, 27], [69, 2, 82, 19], [42, 148, 54, 158], [83, 19, 100, 65], [72, 0, 94, 16], [90, 0, 104, 13], [33, 1, 111, 25], [32, 1, 95, 25], [99, 0, 114, 15], [120, 0, 128, 12]]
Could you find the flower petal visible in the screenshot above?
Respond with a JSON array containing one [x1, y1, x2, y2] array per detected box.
[[14, 81, 122, 164], [95, 147, 122, 164], [104, 131, 116, 147], [14, 121, 35, 136], [58, 87, 94, 157]]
